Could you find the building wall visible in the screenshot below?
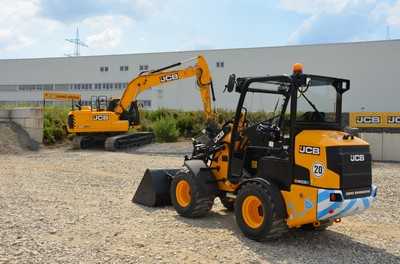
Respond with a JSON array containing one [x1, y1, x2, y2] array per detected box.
[[0, 40, 399, 112]]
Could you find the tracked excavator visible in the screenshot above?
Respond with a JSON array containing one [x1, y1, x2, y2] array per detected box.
[[133, 63, 377, 241], [67, 56, 216, 151]]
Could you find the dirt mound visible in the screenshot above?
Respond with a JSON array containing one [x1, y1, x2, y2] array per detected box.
[[0, 122, 28, 154]]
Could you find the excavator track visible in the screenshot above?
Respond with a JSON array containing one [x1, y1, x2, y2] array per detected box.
[[104, 132, 155, 151], [72, 135, 93, 150]]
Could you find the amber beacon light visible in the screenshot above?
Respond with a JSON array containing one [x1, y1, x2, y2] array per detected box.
[[292, 63, 304, 74]]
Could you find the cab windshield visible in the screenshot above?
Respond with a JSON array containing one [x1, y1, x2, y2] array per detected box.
[[296, 78, 339, 124]]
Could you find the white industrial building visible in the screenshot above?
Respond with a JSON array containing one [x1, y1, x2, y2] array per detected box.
[[0, 39, 399, 112]]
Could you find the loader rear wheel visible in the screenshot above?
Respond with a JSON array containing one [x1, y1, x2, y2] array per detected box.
[[235, 182, 286, 241], [170, 169, 214, 218]]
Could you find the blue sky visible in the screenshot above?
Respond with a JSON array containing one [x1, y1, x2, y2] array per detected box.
[[0, 0, 399, 59]]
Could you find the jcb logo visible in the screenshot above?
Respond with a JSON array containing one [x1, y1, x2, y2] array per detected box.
[[213, 130, 225, 143], [350, 154, 365, 162], [93, 115, 109, 121], [356, 116, 380, 124], [160, 73, 179, 82], [388, 116, 400, 124], [299, 145, 320, 155]]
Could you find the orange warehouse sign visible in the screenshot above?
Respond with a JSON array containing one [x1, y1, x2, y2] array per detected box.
[[43, 92, 81, 101]]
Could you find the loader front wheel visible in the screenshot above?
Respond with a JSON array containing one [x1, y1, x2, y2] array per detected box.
[[235, 182, 286, 241], [170, 169, 214, 218]]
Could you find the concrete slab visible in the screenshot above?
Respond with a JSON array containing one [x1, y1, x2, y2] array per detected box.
[[360, 133, 383, 161]]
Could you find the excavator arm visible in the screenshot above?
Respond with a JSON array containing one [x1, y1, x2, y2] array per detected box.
[[114, 55, 216, 122]]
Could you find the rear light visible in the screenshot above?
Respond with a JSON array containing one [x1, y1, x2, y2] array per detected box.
[[330, 193, 343, 202]]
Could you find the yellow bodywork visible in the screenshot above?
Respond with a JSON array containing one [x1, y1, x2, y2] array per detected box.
[[210, 114, 248, 192], [210, 128, 369, 227], [295, 130, 368, 189], [280, 130, 369, 227], [69, 108, 128, 133], [67, 55, 215, 134], [281, 184, 318, 228]]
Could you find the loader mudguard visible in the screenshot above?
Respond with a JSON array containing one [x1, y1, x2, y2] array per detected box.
[[238, 178, 287, 220], [183, 160, 218, 196]]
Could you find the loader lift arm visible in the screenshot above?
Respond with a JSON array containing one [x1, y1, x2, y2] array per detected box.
[[114, 55, 216, 122]]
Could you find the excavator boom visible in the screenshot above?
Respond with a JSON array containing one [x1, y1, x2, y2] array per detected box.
[[114, 55, 215, 122]]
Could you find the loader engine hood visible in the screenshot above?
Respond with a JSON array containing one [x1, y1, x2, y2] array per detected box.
[[294, 130, 372, 191]]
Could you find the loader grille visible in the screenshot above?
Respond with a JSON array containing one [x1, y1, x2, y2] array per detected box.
[[326, 146, 372, 189]]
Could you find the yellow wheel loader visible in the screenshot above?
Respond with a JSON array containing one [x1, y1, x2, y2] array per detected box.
[[67, 56, 216, 151], [133, 64, 377, 241]]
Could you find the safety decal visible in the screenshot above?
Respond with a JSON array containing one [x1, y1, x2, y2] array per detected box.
[[312, 162, 325, 178], [316, 186, 377, 221]]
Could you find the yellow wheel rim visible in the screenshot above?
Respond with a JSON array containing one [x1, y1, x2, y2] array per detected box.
[[242, 195, 264, 229], [176, 180, 191, 207]]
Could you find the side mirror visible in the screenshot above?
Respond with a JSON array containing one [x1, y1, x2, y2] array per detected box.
[[225, 74, 236, 93]]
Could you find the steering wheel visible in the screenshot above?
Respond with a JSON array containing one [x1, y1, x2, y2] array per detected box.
[[301, 111, 325, 122]]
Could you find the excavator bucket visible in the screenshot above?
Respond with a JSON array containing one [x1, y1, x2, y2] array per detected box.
[[132, 169, 180, 207]]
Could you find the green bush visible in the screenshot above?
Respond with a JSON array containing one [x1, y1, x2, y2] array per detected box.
[[43, 106, 69, 145], [176, 113, 195, 137], [152, 116, 180, 142]]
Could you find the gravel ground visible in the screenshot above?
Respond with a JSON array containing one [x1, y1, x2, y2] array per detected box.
[[128, 141, 192, 156], [0, 147, 399, 264]]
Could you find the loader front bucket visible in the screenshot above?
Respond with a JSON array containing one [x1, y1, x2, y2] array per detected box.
[[132, 169, 180, 207]]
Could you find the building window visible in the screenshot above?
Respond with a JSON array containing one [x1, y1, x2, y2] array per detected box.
[[139, 65, 149, 71], [216, 61, 224, 68], [100, 66, 109, 72], [120, 65, 129, 71]]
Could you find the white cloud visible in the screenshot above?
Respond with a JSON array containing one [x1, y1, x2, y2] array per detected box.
[[280, 0, 376, 14], [387, 1, 400, 27], [0, 0, 61, 52], [83, 15, 134, 49], [288, 15, 319, 43], [281, 0, 400, 44], [0, 0, 160, 55]]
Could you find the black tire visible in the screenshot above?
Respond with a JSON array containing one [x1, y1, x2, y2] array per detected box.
[[170, 168, 215, 218], [235, 182, 286, 241], [220, 196, 234, 211]]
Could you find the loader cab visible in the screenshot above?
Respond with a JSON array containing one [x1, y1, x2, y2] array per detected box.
[[225, 66, 351, 189]]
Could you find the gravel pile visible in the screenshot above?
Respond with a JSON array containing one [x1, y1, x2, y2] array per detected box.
[[0, 122, 25, 154], [0, 147, 399, 263]]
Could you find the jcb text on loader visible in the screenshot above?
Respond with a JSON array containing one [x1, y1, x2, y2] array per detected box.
[[133, 64, 377, 241]]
